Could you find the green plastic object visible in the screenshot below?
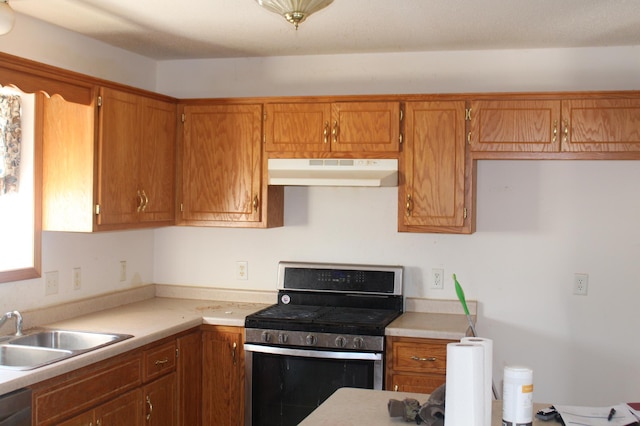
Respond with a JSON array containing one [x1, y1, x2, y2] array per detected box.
[[453, 273, 470, 316]]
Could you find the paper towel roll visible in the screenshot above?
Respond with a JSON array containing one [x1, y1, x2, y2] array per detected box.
[[461, 337, 493, 426], [444, 343, 485, 426]]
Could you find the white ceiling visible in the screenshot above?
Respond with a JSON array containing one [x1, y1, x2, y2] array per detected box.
[[8, 0, 640, 60]]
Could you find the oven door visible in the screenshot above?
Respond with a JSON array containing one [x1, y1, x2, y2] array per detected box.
[[244, 343, 383, 426]]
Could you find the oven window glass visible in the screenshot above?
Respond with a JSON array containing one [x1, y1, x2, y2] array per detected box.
[[251, 351, 375, 426]]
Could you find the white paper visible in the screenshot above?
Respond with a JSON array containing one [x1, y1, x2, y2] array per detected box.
[[554, 403, 638, 426]]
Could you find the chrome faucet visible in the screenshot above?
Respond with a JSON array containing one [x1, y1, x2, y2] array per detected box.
[[0, 311, 23, 336]]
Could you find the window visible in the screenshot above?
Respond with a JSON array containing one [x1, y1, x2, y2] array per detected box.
[[0, 86, 41, 283]]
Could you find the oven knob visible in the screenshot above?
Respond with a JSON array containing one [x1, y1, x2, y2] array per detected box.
[[278, 333, 289, 344], [261, 331, 272, 343], [335, 336, 346, 348], [305, 334, 317, 346], [353, 337, 364, 349]]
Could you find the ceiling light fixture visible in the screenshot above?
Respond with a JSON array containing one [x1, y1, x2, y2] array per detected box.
[[255, 0, 334, 30], [0, 0, 14, 35]]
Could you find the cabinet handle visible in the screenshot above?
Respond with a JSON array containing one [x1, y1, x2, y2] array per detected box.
[[154, 357, 169, 366], [146, 395, 153, 421], [410, 355, 437, 362], [232, 341, 237, 365], [405, 194, 412, 217], [323, 121, 329, 144], [552, 119, 558, 143], [96, 420, 101, 426], [332, 120, 339, 143], [141, 190, 149, 212], [563, 119, 569, 143], [394, 384, 399, 392], [253, 195, 259, 212], [136, 190, 144, 213]]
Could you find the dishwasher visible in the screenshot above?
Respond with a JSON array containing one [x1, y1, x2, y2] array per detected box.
[[0, 388, 31, 426]]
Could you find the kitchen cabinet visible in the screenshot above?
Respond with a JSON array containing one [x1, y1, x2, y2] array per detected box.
[[96, 87, 176, 229], [177, 330, 202, 426], [264, 101, 401, 154], [385, 337, 455, 394], [469, 97, 640, 153], [178, 102, 283, 228], [399, 101, 472, 233], [202, 325, 244, 426], [41, 87, 176, 232], [30, 334, 184, 425]]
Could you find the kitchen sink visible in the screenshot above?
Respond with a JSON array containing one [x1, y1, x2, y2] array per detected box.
[[9, 330, 131, 351], [0, 345, 72, 370], [0, 330, 133, 370]]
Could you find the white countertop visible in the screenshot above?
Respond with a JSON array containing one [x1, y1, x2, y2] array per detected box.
[[0, 294, 472, 396], [300, 388, 549, 426]]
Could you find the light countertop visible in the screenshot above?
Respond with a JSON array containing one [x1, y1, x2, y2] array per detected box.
[[0, 294, 472, 396], [300, 387, 549, 426]]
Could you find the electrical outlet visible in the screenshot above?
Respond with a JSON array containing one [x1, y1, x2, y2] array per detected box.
[[573, 273, 588, 295], [431, 268, 444, 289], [73, 267, 82, 290], [236, 261, 248, 280], [45, 271, 59, 295], [119, 261, 127, 282]]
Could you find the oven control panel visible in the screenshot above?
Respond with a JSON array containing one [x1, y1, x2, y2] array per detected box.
[[245, 328, 384, 352]]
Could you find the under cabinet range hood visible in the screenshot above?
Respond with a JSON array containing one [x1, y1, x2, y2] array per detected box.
[[267, 158, 398, 187]]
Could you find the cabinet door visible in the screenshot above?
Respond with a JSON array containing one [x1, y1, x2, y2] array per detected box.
[[264, 103, 331, 152], [331, 102, 400, 152], [202, 326, 244, 426], [177, 331, 202, 426], [96, 87, 141, 226], [401, 101, 467, 229], [97, 389, 143, 426], [139, 97, 176, 224], [562, 98, 640, 152], [181, 104, 262, 224], [144, 372, 177, 426], [469, 99, 561, 152]]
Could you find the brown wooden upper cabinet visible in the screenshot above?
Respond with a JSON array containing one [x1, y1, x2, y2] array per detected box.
[[96, 87, 177, 229], [263, 101, 401, 153], [399, 101, 469, 233], [469, 97, 640, 153], [42, 87, 176, 232], [179, 103, 269, 227]]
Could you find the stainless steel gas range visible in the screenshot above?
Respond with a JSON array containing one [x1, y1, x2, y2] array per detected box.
[[244, 261, 403, 426]]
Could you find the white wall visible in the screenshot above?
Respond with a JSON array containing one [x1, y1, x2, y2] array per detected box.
[[155, 48, 640, 405], [1, 14, 639, 405]]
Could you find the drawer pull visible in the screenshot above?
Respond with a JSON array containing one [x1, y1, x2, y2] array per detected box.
[[410, 355, 437, 362], [154, 358, 169, 366]]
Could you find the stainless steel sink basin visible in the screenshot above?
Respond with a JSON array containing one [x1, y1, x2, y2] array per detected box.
[[9, 330, 131, 351], [0, 345, 72, 370], [0, 329, 133, 370]]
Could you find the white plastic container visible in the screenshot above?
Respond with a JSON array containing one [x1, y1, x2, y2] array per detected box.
[[502, 366, 533, 426]]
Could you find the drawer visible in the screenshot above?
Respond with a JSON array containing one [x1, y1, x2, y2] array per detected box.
[[143, 340, 177, 382], [389, 338, 453, 374]]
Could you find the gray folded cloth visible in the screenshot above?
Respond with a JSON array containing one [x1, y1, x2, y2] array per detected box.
[[388, 384, 446, 425]]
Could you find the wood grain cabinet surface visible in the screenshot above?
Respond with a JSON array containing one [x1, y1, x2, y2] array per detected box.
[[469, 96, 640, 154], [264, 101, 401, 154], [178, 103, 283, 228], [386, 336, 455, 394], [41, 86, 176, 232], [30, 330, 198, 426], [201, 325, 245, 426], [399, 100, 471, 234]]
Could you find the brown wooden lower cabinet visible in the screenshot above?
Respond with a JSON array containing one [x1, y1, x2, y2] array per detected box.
[[386, 336, 455, 394], [30, 328, 200, 426], [201, 325, 244, 426]]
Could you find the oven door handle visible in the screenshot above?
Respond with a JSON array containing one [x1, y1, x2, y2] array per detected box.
[[244, 343, 382, 361]]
